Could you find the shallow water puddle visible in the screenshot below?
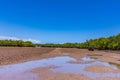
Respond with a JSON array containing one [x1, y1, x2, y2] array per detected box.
[[51, 57, 120, 78], [0, 56, 120, 79], [0, 56, 75, 80]]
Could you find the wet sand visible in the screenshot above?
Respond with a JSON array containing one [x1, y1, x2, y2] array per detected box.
[[0, 47, 55, 65], [85, 65, 118, 73], [32, 66, 120, 80], [0, 47, 120, 80], [32, 66, 91, 80], [1, 47, 120, 66]]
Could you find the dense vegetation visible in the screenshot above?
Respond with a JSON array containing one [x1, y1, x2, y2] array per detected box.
[[0, 33, 120, 50], [0, 40, 35, 47], [38, 33, 120, 50]]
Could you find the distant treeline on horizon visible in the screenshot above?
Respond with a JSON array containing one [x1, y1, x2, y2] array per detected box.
[[0, 33, 120, 50], [0, 40, 34, 47]]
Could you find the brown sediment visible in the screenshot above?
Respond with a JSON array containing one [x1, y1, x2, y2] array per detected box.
[[31, 65, 120, 80], [32, 66, 92, 80], [0, 47, 120, 66], [1, 47, 120, 80], [0, 47, 56, 65], [0, 47, 96, 65], [97, 77, 120, 80], [85, 65, 118, 73]]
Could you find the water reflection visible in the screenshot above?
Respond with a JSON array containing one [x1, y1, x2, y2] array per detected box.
[[51, 57, 120, 78], [0, 56, 120, 79], [81, 57, 94, 61]]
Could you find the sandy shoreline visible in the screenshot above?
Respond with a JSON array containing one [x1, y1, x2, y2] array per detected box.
[[0, 47, 55, 65], [0, 47, 120, 65]]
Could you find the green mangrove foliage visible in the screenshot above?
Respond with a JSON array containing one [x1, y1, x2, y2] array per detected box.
[[38, 33, 120, 50], [0, 40, 35, 47], [84, 33, 120, 50], [0, 33, 120, 49]]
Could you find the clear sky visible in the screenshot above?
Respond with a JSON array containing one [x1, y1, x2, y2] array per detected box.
[[0, 0, 120, 43]]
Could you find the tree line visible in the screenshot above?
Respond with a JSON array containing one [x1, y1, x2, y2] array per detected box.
[[0, 33, 120, 50], [84, 33, 120, 50], [38, 33, 120, 50], [0, 40, 35, 47]]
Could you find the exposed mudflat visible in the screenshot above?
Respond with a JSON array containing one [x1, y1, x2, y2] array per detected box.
[[0, 47, 120, 80]]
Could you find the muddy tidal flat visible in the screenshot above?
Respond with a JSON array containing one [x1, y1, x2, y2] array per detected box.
[[0, 47, 120, 80]]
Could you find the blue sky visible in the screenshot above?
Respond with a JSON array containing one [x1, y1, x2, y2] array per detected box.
[[0, 0, 120, 43]]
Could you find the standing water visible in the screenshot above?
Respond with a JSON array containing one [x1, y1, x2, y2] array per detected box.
[[0, 56, 120, 80]]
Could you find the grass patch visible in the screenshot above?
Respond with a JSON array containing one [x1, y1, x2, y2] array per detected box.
[[109, 62, 120, 69]]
